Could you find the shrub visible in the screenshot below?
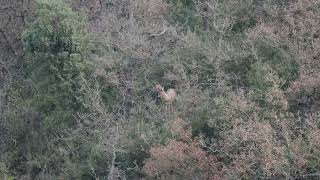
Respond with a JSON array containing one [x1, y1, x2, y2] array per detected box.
[[144, 139, 221, 179], [143, 120, 222, 180], [2, 0, 105, 178], [21, 0, 93, 113]]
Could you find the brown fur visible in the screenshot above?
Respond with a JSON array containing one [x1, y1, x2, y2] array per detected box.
[[155, 84, 176, 111]]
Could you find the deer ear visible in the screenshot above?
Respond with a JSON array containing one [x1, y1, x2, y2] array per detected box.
[[155, 85, 162, 90]]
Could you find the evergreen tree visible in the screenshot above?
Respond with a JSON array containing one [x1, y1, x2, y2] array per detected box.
[[21, 0, 94, 126]]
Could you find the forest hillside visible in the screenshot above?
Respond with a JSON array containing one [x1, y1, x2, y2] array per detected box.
[[1, 0, 320, 179]]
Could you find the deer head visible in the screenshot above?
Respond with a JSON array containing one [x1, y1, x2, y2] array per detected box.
[[155, 84, 164, 92]]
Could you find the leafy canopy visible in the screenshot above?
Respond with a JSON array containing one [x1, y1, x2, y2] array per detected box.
[[21, 0, 94, 116]]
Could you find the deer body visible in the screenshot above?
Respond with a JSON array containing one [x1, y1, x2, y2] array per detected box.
[[155, 85, 176, 111]]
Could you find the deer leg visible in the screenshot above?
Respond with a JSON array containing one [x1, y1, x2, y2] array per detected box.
[[165, 104, 169, 117]]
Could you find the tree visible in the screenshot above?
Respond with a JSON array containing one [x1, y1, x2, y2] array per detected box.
[[21, 0, 93, 118], [1, 0, 106, 179]]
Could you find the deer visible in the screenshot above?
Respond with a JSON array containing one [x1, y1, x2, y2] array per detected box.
[[155, 84, 177, 111]]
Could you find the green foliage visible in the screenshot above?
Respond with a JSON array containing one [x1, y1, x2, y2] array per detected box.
[[22, 0, 89, 55], [166, 0, 203, 32], [118, 121, 173, 178], [100, 83, 120, 111], [21, 0, 94, 119], [225, 44, 299, 95], [256, 43, 299, 88], [247, 62, 283, 92], [2, 0, 320, 179], [231, 16, 256, 34], [1, 0, 105, 179], [224, 55, 256, 87], [191, 108, 217, 138]]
